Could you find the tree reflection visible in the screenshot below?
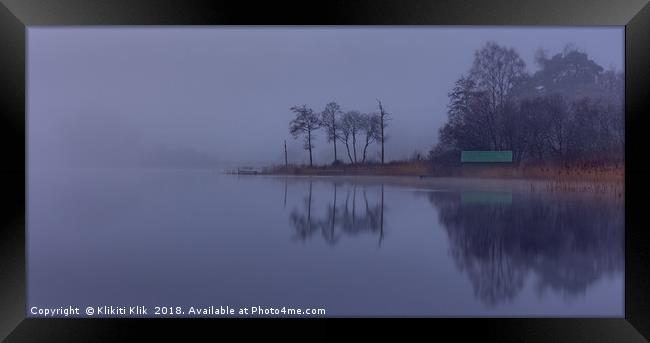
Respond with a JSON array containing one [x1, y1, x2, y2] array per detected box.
[[289, 181, 385, 245], [427, 191, 623, 307], [289, 182, 316, 241]]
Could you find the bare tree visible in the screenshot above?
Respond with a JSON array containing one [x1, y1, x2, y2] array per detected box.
[[376, 99, 390, 164], [341, 111, 363, 163], [470, 42, 526, 111], [320, 102, 343, 164], [469, 42, 526, 149], [289, 105, 320, 167], [338, 117, 354, 164], [361, 113, 381, 163]]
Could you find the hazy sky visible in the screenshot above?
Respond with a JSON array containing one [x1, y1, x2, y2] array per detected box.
[[28, 27, 623, 168]]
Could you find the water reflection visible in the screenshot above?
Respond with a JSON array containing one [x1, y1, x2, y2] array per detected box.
[[289, 181, 385, 245], [284, 177, 622, 309], [28, 171, 624, 316], [426, 190, 623, 307]]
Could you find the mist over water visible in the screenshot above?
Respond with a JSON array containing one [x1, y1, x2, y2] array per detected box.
[[28, 27, 623, 168]]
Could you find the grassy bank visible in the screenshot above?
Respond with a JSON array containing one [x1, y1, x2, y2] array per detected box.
[[263, 161, 431, 176], [262, 161, 624, 182], [448, 162, 624, 182], [260, 161, 623, 198]]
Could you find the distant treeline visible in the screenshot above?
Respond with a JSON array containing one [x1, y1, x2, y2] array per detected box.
[[287, 100, 390, 167], [430, 42, 624, 166]]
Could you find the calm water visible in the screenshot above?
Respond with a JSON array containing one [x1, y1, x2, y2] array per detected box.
[[27, 169, 624, 317]]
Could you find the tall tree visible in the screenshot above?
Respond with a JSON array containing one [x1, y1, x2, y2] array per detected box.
[[320, 102, 343, 163], [531, 46, 604, 99], [289, 105, 320, 167], [469, 42, 526, 149], [470, 42, 526, 111], [342, 111, 363, 163], [376, 99, 390, 164], [440, 76, 493, 150], [338, 116, 354, 164], [361, 113, 381, 163]]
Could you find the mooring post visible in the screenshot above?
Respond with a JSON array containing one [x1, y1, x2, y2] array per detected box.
[[284, 140, 288, 168]]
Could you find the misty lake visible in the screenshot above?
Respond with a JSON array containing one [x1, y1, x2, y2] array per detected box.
[[28, 170, 624, 317]]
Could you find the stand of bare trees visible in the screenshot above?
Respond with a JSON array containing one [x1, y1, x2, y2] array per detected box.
[[288, 101, 386, 166], [431, 42, 624, 166]]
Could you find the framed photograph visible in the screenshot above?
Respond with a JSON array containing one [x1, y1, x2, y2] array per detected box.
[[1, 0, 649, 341]]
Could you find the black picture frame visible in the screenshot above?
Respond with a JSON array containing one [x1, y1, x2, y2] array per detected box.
[[1, 0, 648, 341]]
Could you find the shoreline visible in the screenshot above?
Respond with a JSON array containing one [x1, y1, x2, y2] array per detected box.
[[249, 163, 624, 198], [258, 162, 624, 180], [254, 174, 624, 199]]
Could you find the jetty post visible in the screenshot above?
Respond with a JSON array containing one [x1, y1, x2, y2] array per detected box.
[[284, 140, 288, 168]]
